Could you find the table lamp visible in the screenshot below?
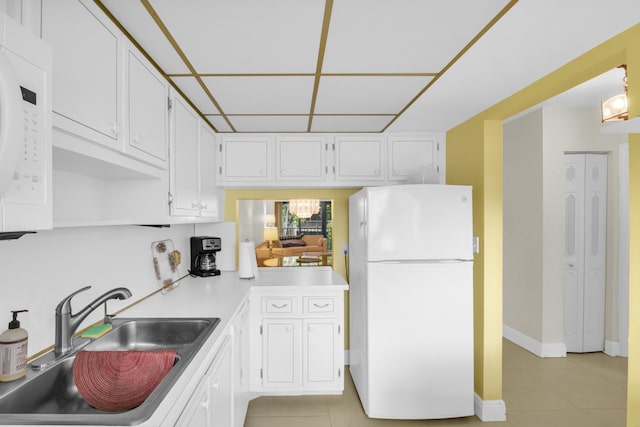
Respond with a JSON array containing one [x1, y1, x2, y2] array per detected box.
[[263, 227, 279, 258]]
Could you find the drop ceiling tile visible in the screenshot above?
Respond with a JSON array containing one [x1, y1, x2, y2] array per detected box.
[[171, 76, 220, 114], [148, 0, 325, 74], [311, 115, 395, 133], [205, 116, 233, 133], [101, 0, 190, 74], [323, 0, 510, 73], [228, 116, 310, 133], [202, 76, 315, 115], [315, 76, 432, 114]]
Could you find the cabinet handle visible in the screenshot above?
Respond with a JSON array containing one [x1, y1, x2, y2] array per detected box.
[[393, 169, 399, 175], [285, 326, 292, 332], [259, 169, 265, 176], [313, 303, 329, 308], [201, 203, 208, 210], [131, 133, 140, 144], [271, 303, 288, 309], [373, 170, 380, 176], [200, 399, 209, 409], [281, 169, 287, 175], [192, 201, 199, 209], [211, 381, 220, 391]]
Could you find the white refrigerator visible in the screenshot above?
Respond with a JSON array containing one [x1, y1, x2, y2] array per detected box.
[[348, 184, 474, 419]]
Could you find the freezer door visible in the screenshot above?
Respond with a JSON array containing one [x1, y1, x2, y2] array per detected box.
[[365, 185, 473, 261], [364, 261, 474, 419]]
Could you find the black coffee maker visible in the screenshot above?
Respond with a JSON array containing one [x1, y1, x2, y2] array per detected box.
[[190, 236, 221, 277]]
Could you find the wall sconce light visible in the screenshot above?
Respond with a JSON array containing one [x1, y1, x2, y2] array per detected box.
[[601, 65, 628, 122]]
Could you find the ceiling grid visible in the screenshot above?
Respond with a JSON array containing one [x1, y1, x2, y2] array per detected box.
[[97, 0, 640, 134]]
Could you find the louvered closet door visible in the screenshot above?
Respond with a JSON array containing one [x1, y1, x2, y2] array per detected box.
[[563, 153, 607, 353]]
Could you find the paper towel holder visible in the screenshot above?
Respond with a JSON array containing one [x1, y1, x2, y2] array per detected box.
[[238, 240, 259, 280]]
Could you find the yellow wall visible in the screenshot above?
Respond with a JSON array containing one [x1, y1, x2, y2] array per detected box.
[[447, 23, 640, 423], [447, 120, 503, 400], [629, 133, 640, 425], [224, 187, 360, 348]]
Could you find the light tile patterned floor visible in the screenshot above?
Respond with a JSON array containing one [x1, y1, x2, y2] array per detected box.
[[244, 339, 627, 427]]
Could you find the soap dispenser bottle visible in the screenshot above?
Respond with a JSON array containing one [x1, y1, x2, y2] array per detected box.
[[0, 310, 29, 382]]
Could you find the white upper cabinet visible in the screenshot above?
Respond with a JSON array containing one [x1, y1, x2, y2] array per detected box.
[[42, 0, 170, 174], [42, 0, 121, 149], [217, 132, 442, 187], [333, 135, 385, 182], [388, 134, 440, 182], [219, 136, 272, 182], [170, 91, 222, 220], [276, 136, 327, 182], [125, 48, 169, 168], [199, 123, 223, 219], [170, 96, 200, 216], [170, 93, 200, 216]]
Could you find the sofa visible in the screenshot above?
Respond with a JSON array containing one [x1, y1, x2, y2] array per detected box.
[[255, 234, 328, 259]]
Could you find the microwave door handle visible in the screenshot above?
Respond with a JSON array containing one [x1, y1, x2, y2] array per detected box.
[[0, 49, 24, 194]]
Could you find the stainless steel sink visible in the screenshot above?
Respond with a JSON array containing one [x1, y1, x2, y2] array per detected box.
[[0, 317, 220, 425], [85, 318, 214, 351]]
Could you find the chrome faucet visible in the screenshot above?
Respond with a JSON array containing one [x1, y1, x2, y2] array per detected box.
[[54, 285, 132, 356]]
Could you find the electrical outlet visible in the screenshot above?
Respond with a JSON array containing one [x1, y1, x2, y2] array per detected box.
[[342, 243, 349, 255]]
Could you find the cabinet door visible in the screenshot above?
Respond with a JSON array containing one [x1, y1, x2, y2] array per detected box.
[[276, 136, 326, 182], [41, 0, 121, 148], [199, 124, 222, 219], [333, 136, 384, 181], [125, 49, 169, 168], [388, 135, 439, 182], [220, 137, 272, 182], [262, 319, 300, 389], [170, 94, 199, 216], [175, 376, 210, 427], [209, 338, 233, 427], [232, 302, 250, 427], [303, 319, 341, 389]]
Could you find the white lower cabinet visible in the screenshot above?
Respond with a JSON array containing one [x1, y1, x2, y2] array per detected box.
[[261, 318, 301, 389], [232, 301, 250, 427], [303, 319, 341, 389], [251, 289, 344, 394], [177, 336, 233, 427]]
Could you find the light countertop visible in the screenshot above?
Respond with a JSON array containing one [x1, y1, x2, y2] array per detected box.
[[6, 267, 347, 427]]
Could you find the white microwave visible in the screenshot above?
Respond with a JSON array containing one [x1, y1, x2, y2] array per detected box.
[[0, 14, 52, 233]]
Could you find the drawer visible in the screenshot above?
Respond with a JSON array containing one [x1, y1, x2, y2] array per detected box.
[[304, 297, 335, 314], [262, 297, 296, 314]]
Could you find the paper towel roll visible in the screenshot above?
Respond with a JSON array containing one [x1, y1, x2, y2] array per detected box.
[[238, 241, 259, 279]]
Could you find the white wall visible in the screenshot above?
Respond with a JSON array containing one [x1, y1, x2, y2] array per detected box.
[[503, 106, 626, 353], [503, 109, 544, 341], [0, 222, 235, 358]]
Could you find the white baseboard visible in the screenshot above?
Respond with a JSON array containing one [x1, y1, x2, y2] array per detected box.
[[604, 340, 621, 356], [503, 325, 567, 358], [474, 393, 506, 422]]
